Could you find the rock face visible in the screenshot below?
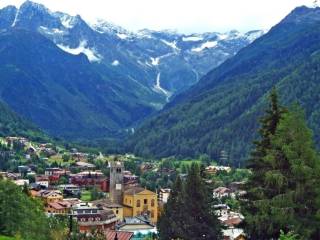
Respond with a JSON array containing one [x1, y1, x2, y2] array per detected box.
[[2, 1, 264, 99], [0, 1, 263, 140]]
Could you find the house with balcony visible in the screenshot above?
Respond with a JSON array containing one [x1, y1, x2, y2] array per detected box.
[[72, 203, 117, 233]]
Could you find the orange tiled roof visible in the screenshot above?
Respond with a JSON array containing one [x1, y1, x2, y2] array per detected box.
[[105, 230, 133, 240]]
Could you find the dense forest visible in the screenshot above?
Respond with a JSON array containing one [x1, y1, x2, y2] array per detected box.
[[127, 7, 320, 165], [0, 100, 46, 141], [158, 91, 320, 240]]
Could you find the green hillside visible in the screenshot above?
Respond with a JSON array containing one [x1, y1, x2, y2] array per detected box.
[[0, 29, 157, 140], [127, 6, 320, 165], [0, 100, 46, 141]]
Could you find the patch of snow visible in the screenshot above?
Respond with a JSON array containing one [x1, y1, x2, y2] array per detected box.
[[117, 33, 128, 39], [218, 33, 228, 40], [11, 8, 19, 27], [112, 60, 120, 66], [153, 72, 171, 101], [192, 41, 218, 52], [136, 29, 154, 38], [53, 28, 65, 34], [150, 57, 160, 66], [182, 36, 203, 42], [57, 40, 102, 62], [226, 30, 243, 40], [154, 72, 172, 102], [91, 19, 130, 36], [145, 61, 153, 68], [39, 26, 65, 35], [161, 39, 180, 51], [245, 30, 265, 43], [60, 15, 74, 29]]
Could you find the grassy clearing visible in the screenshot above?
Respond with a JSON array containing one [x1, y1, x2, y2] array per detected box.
[[80, 190, 91, 202], [0, 236, 16, 240]]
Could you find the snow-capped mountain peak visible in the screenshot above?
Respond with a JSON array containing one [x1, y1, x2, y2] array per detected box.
[[0, 0, 265, 104], [90, 19, 130, 35]]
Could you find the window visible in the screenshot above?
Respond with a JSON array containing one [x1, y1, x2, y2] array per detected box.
[[116, 210, 119, 214], [136, 200, 141, 207], [151, 199, 155, 207], [151, 210, 154, 218], [144, 199, 148, 204]]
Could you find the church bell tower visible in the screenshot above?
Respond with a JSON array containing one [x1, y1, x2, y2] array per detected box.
[[110, 161, 124, 204]]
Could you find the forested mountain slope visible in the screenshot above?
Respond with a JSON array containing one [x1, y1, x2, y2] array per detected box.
[[0, 29, 155, 139], [0, 100, 45, 140], [0, 1, 263, 140], [127, 6, 320, 165]]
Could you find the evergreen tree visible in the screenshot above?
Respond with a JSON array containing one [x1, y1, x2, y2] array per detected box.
[[159, 165, 222, 240], [181, 163, 222, 240], [262, 108, 320, 239], [243, 106, 320, 239], [241, 88, 286, 239], [158, 176, 184, 240], [247, 88, 285, 183]]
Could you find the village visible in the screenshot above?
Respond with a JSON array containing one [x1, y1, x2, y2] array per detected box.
[[0, 136, 249, 240]]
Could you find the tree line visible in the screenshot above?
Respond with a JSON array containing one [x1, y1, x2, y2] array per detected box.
[[159, 89, 320, 239]]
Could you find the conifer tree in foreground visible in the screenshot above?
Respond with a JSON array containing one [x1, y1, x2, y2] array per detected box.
[[241, 88, 286, 239], [182, 163, 222, 240], [242, 98, 320, 239], [158, 163, 222, 240], [158, 176, 184, 240]]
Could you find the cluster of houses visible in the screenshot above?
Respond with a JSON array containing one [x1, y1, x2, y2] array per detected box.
[[0, 136, 250, 239], [213, 182, 246, 240], [1, 158, 160, 240]]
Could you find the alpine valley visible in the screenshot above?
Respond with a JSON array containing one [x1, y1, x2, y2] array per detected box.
[[2, 1, 320, 240], [0, 0, 263, 140], [128, 6, 320, 165]]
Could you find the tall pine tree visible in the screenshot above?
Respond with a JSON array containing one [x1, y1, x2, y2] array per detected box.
[[242, 102, 320, 239], [261, 107, 320, 239], [182, 163, 222, 240], [158, 176, 185, 240], [241, 88, 286, 239], [158, 164, 222, 240]]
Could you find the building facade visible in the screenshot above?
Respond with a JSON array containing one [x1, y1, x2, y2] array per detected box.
[[110, 161, 124, 204], [123, 187, 158, 223]]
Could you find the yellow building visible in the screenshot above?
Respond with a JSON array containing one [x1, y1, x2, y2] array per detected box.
[[91, 198, 124, 221], [36, 190, 63, 205], [46, 201, 70, 215], [123, 187, 158, 223]]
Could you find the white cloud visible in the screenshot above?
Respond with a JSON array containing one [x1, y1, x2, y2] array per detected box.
[[0, 0, 314, 33]]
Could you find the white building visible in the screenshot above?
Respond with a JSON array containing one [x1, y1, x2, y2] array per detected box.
[[158, 188, 171, 203]]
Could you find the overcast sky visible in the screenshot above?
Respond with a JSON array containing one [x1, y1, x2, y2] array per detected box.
[[0, 0, 314, 33]]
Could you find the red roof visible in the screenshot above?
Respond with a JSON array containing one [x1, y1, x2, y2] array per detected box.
[[48, 202, 67, 210], [105, 230, 133, 240]]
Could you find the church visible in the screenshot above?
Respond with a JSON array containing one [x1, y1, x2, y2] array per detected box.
[[94, 161, 158, 223]]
